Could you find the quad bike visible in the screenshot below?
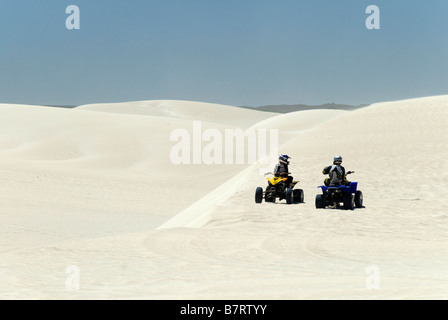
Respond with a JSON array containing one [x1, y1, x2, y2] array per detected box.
[[255, 173, 304, 204], [315, 171, 363, 210]]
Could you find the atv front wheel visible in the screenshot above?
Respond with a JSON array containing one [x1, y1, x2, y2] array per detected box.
[[255, 187, 263, 204]]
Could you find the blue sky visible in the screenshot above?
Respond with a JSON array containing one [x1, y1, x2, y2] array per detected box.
[[0, 0, 447, 106]]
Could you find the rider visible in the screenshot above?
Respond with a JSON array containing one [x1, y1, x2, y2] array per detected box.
[[322, 155, 351, 187], [274, 154, 294, 188]]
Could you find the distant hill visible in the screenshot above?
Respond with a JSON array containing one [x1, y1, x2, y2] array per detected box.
[[45, 105, 77, 108], [42, 102, 370, 113], [239, 103, 370, 113]]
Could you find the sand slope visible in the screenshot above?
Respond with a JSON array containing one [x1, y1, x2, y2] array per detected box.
[[1, 96, 447, 299]]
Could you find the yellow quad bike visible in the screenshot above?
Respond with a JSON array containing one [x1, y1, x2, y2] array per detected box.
[[255, 173, 304, 204]]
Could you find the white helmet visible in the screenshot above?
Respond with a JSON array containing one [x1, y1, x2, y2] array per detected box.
[[333, 155, 342, 165]]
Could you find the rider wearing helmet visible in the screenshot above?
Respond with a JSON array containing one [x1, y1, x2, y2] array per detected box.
[[274, 154, 293, 188], [322, 155, 351, 187]]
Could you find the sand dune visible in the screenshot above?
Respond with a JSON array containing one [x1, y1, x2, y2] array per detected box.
[[1, 96, 447, 299], [77, 100, 277, 127], [0, 102, 271, 250]]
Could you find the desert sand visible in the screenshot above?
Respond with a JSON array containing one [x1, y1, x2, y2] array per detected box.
[[0, 96, 447, 299]]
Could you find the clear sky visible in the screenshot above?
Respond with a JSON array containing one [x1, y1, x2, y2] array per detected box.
[[0, 0, 447, 106]]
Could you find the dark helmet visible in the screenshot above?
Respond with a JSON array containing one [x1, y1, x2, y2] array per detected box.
[[279, 154, 291, 165], [333, 155, 343, 165]]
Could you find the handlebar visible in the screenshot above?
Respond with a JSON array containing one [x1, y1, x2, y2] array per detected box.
[[264, 172, 290, 176]]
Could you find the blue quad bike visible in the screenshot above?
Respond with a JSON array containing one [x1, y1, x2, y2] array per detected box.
[[315, 171, 363, 210]]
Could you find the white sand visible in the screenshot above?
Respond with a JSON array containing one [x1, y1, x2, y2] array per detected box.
[[0, 96, 447, 299]]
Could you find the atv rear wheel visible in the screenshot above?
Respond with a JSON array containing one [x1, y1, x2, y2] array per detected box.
[[285, 188, 293, 204], [355, 190, 363, 208], [315, 194, 325, 209], [255, 187, 263, 204], [343, 193, 355, 210], [293, 189, 304, 203]]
